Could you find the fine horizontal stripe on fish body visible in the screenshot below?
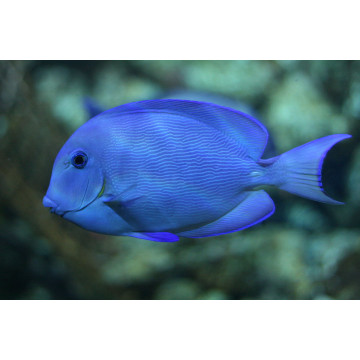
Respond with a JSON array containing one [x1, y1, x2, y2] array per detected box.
[[43, 99, 351, 242]]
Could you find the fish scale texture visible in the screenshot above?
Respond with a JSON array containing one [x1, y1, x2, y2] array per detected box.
[[101, 99, 268, 159], [99, 112, 261, 232]]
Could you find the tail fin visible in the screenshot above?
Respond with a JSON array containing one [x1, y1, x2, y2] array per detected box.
[[274, 134, 351, 205]]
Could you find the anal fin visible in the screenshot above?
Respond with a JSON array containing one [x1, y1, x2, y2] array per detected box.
[[124, 232, 179, 242], [177, 190, 275, 238]]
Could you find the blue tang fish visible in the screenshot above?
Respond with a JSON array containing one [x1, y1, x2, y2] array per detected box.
[[43, 99, 351, 242]]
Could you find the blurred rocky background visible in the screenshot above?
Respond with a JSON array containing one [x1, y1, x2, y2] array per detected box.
[[0, 60, 359, 300]]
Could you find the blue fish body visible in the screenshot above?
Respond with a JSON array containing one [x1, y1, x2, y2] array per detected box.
[[43, 99, 351, 242]]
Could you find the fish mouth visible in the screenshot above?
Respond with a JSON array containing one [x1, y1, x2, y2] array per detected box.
[[43, 197, 67, 217], [43, 179, 106, 217], [51, 207, 66, 217], [42, 196, 65, 217]]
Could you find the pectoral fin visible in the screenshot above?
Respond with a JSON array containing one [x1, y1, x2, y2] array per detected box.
[[104, 194, 144, 213], [177, 190, 275, 238], [103, 188, 176, 231], [103, 187, 145, 227]]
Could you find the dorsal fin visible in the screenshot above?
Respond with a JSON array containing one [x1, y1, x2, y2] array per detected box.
[[100, 99, 269, 160], [83, 97, 105, 119]]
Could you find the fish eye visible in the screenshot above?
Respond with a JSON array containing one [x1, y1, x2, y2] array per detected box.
[[71, 151, 88, 169]]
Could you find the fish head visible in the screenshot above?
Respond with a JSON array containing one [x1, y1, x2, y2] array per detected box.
[[43, 121, 107, 227]]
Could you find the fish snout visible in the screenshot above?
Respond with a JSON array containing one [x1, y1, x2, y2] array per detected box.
[[43, 195, 58, 208], [43, 196, 65, 216]]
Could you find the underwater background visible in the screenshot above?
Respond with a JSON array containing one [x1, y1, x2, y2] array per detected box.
[[0, 60, 359, 300]]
